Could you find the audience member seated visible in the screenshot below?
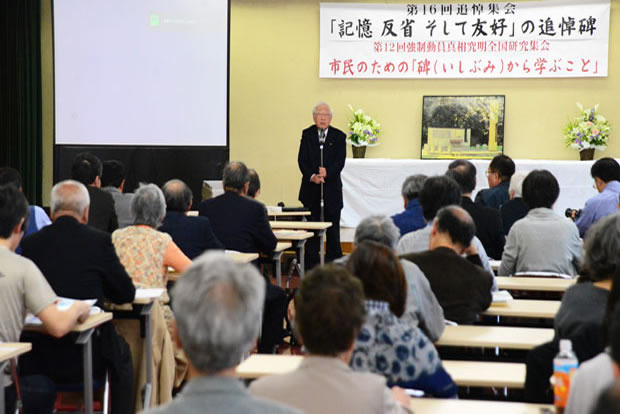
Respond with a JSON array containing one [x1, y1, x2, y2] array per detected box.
[[247, 168, 261, 199], [498, 170, 583, 277], [250, 264, 413, 413], [396, 175, 495, 277], [566, 296, 620, 414], [198, 161, 277, 254], [401, 206, 493, 324], [112, 183, 192, 396], [335, 215, 445, 342], [447, 160, 505, 259], [71, 152, 118, 232], [346, 241, 458, 397], [525, 214, 618, 403], [197, 161, 285, 354], [0, 167, 51, 253], [20, 180, 135, 413], [391, 174, 427, 237], [0, 184, 91, 414], [102, 160, 134, 228], [159, 179, 224, 259], [500, 170, 529, 235], [574, 157, 620, 238], [150, 253, 299, 414], [474, 154, 515, 209]]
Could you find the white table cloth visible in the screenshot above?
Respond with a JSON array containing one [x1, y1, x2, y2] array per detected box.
[[340, 158, 600, 228]]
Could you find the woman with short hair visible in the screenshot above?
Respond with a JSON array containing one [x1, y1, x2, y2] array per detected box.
[[112, 183, 191, 410], [346, 241, 457, 398], [499, 169, 583, 277]]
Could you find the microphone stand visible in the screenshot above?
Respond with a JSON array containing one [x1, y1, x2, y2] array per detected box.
[[319, 142, 324, 222]]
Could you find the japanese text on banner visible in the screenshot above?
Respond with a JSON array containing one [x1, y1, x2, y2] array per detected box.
[[319, 0, 610, 79]]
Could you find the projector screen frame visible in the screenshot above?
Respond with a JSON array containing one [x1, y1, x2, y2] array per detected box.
[[51, 0, 231, 204]]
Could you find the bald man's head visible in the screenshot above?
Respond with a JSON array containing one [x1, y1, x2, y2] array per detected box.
[[162, 179, 193, 212], [434, 205, 476, 249]]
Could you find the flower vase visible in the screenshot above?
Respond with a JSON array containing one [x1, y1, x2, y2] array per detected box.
[[352, 146, 367, 159], [579, 149, 595, 160]]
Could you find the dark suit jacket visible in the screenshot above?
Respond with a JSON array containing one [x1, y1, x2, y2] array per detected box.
[[500, 197, 529, 235], [20, 215, 135, 382], [474, 180, 510, 210], [197, 192, 277, 254], [87, 186, 119, 233], [160, 211, 224, 259], [297, 124, 346, 211], [401, 247, 493, 324], [461, 196, 505, 260]]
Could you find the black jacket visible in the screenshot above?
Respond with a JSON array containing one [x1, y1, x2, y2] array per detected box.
[[297, 124, 346, 211], [160, 211, 224, 259], [461, 196, 505, 260], [197, 192, 277, 254], [500, 197, 529, 235], [87, 186, 119, 233], [20, 215, 135, 383], [401, 247, 493, 325]]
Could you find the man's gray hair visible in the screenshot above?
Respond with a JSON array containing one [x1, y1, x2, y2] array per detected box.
[[222, 161, 250, 191], [171, 252, 266, 373], [130, 183, 166, 227], [354, 215, 401, 250], [583, 213, 620, 282], [401, 174, 427, 202], [509, 171, 529, 198], [312, 102, 333, 116], [162, 179, 193, 212], [50, 180, 90, 216]]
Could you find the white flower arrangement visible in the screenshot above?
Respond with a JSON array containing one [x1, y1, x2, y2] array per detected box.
[[564, 103, 611, 151], [347, 105, 380, 147]]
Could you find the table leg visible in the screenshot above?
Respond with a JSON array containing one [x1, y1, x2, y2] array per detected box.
[[272, 252, 284, 286], [0, 361, 7, 414], [76, 329, 95, 414], [319, 230, 326, 266], [140, 303, 154, 412], [298, 240, 306, 277]]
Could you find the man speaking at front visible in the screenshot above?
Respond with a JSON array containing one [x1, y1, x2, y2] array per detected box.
[[297, 102, 346, 269]]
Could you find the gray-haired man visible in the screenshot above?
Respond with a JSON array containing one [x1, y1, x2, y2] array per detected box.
[[151, 253, 299, 414]]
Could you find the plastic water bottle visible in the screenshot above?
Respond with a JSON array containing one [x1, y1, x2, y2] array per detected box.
[[553, 339, 579, 410]]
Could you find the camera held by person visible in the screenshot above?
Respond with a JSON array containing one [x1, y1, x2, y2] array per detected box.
[[565, 208, 582, 221]]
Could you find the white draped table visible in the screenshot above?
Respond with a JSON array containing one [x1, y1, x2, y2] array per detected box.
[[340, 158, 600, 228]]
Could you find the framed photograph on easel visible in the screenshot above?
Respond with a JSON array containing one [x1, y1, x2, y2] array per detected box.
[[421, 95, 505, 160]]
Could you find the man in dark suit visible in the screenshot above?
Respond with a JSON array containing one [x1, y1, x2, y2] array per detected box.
[[446, 160, 505, 260], [198, 162, 277, 254], [20, 179, 136, 413], [198, 162, 284, 353], [297, 102, 346, 269], [160, 178, 224, 259], [72, 152, 119, 233], [401, 206, 493, 324]]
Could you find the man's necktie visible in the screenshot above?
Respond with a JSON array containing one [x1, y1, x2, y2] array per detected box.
[[319, 129, 326, 145]]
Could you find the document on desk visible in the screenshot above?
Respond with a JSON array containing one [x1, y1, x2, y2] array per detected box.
[[492, 290, 514, 303], [514, 271, 573, 279], [134, 288, 165, 300], [24, 297, 98, 325]]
